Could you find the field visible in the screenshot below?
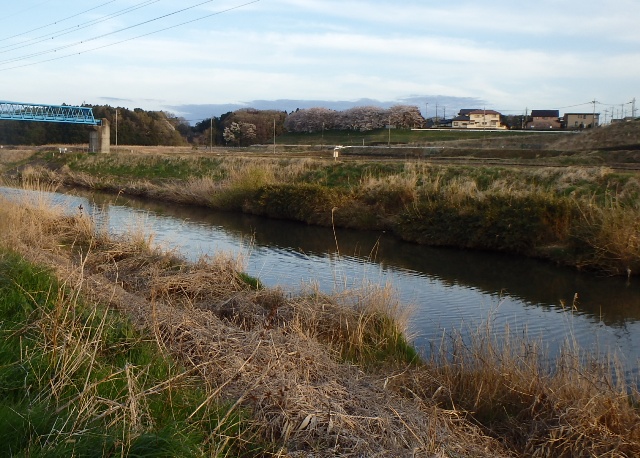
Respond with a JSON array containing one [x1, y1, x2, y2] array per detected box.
[[277, 126, 542, 146]]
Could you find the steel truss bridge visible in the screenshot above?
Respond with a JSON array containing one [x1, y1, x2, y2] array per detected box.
[[0, 100, 100, 125]]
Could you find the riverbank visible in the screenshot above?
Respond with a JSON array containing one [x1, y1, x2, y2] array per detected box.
[[2, 183, 640, 456], [6, 146, 640, 275]]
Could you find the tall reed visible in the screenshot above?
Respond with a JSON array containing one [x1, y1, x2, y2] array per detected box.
[[389, 318, 640, 457]]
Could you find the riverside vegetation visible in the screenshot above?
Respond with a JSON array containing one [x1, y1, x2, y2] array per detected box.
[[2, 179, 640, 456], [8, 141, 640, 276]]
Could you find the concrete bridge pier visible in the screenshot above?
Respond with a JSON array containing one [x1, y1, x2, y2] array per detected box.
[[89, 118, 110, 153]]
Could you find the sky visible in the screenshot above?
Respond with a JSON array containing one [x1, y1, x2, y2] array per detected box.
[[1, 0, 638, 123]]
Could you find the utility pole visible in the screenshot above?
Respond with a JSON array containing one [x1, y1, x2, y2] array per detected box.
[[482, 107, 487, 145], [424, 102, 428, 126], [388, 115, 391, 148], [210, 117, 213, 152], [591, 99, 598, 127], [273, 118, 276, 154], [115, 109, 118, 152]]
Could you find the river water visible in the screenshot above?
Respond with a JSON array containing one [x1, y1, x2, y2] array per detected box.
[[4, 186, 640, 381]]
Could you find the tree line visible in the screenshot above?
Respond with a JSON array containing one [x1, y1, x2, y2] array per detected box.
[[0, 104, 427, 147], [0, 105, 189, 147]]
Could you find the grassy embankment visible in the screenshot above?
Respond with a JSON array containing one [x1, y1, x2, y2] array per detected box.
[[2, 182, 640, 456], [10, 143, 640, 275], [0, 191, 271, 456], [277, 127, 539, 146]]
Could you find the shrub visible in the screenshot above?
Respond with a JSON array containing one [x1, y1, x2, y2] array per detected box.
[[252, 183, 345, 225]]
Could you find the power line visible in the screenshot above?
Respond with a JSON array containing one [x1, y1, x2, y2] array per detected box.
[[0, 0, 262, 72], [0, 0, 55, 23], [0, 0, 251, 65], [553, 101, 594, 110], [0, 1, 116, 43], [0, 0, 159, 55]]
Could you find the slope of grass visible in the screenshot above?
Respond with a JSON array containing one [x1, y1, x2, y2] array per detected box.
[[11, 150, 640, 275], [277, 127, 539, 146], [0, 248, 268, 457]]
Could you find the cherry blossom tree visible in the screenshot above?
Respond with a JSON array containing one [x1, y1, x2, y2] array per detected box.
[[284, 107, 337, 133], [223, 122, 257, 146], [283, 105, 425, 133]]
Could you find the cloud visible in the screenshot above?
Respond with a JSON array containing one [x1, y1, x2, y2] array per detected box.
[[2, 0, 637, 117], [99, 97, 135, 104]]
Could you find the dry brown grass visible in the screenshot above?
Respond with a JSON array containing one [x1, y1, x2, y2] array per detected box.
[[3, 182, 640, 456], [383, 313, 640, 457], [160, 175, 220, 205], [573, 198, 640, 274], [11, 155, 640, 275], [0, 186, 513, 457], [550, 120, 640, 151], [0, 147, 37, 168]]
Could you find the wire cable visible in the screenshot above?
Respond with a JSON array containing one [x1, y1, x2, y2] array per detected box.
[[0, 0, 55, 23], [553, 101, 594, 110], [0, 0, 261, 72], [0, 1, 116, 43], [0, 0, 159, 54], [0, 0, 237, 61]]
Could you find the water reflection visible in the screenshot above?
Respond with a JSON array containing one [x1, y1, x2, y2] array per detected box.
[[84, 189, 640, 326], [3, 186, 640, 379]]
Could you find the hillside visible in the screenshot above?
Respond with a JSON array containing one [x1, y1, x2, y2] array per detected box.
[[550, 119, 640, 151], [475, 119, 640, 152]]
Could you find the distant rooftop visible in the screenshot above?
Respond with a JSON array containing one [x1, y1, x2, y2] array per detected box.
[[531, 110, 559, 118], [468, 109, 501, 115]]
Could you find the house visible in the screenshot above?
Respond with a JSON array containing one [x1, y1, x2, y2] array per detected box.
[[452, 109, 506, 129], [451, 115, 470, 128], [435, 118, 453, 128], [526, 110, 561, 130], [564, 113, 600, 129]]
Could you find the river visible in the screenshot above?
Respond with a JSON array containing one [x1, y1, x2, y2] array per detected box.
[[4, 186, 640, 381]]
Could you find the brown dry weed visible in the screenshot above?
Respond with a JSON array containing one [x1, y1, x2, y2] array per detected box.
[[2, 185, 639, 457]]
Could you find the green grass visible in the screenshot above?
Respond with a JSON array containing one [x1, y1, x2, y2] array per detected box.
[[48, 151, 226, 181], [297, 162, 405, 188], [238, 272, 263, 290], [277, 128, 536, 145], [0, 249, 269, 457]]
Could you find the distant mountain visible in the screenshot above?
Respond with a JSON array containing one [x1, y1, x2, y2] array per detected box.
[[166, 95, 486, 125]]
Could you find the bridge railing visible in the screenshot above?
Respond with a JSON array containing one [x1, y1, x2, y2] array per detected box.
[[0, 101, 100, 125]]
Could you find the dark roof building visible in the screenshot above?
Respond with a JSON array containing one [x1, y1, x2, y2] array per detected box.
[[527, 109, 562, 130], [468, 109, 501, 116], [531, 110, 560, 118]]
